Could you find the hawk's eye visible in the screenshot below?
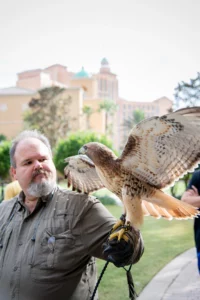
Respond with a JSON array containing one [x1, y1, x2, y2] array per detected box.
[[83, 145, 88, 151]]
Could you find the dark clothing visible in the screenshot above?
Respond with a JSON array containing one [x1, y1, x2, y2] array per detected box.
[[0, 187, 116, 300], [187, 171, 200, 272]]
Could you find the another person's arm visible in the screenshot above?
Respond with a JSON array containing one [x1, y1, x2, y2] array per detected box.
[[181, 172, 200, 208], [181, 185, 200, 207]]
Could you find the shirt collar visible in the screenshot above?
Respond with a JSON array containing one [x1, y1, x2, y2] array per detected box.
[[17, 186, 57, 208]]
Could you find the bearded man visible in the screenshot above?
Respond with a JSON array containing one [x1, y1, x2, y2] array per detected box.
[[0, 130, 143, 300]]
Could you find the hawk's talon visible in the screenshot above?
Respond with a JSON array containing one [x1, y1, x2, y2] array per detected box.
[[110, 214, 126, 233], [109, 222, 132, 242]]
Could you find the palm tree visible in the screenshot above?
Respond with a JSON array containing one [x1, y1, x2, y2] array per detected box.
[[83, 105, 94, 130], [123, 109, 145, 132], [121, 109, 145, 147], [98, 99, 118, 135]]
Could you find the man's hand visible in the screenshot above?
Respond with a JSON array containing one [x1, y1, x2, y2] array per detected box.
[[103, 238, 134, 267], [103, 228, 144, 267]]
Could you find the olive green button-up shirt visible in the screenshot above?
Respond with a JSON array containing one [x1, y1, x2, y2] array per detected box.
[[0, 187, 116, 300]]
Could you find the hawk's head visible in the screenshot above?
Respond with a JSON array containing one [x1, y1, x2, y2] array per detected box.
[[79, 142, 117, 166]]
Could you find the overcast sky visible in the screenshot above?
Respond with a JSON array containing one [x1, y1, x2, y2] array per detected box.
[[1, 0, 200, 102]]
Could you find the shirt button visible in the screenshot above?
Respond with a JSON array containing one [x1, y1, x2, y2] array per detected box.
[[13, 266, 18, 271]]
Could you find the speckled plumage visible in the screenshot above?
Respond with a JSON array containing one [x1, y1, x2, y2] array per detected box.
[[64, 107, 200, 229]]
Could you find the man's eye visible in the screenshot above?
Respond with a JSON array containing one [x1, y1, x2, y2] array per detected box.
[[39, 158, 47, 162], [25, 161, 32, 165]]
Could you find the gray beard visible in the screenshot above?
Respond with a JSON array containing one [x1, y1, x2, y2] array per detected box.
[[27, 179, 56, 197]]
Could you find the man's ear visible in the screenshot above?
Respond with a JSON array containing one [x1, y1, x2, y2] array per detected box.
[[10, 166, 17, 180]]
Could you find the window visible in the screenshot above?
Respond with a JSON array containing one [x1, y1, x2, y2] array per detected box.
[[22, 103, 28, 111], [0, 104, 8, 111]]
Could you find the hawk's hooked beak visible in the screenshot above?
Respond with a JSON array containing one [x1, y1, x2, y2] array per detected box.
[[78, 145, 87, 155]]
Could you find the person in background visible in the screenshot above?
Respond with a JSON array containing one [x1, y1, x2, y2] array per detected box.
[[0, 130, 144, 300], [181, 170, 200, 273], [4, 168, 22, 200]]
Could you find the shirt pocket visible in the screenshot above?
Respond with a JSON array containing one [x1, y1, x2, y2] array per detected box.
[[30, 228, 77, 282]]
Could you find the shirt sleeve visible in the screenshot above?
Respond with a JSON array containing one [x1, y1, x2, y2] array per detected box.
[[80, 196, 116, 259], [79, 197, 144, 265]]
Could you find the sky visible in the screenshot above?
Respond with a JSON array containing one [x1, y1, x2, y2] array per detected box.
[[1, 0, 200, 102]]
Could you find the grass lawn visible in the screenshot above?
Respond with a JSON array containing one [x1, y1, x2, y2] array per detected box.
[[96, 205, 194, 300]]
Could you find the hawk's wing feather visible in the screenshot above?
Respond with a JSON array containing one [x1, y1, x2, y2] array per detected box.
[[120, 107, 200, 189], [64, 155, 104, 193], [142, 189, 199, 219], [141, 200, 191, 220], [173, 106, 200, 128], [141, 200, 173, 220]]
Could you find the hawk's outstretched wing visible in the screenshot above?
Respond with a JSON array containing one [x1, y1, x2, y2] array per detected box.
[[120, 107, 200, 189], [64, 154, 104, 193]]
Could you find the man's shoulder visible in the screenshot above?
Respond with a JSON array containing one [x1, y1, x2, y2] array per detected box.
[[56, 186, 99, 206], [0, 197, 17, 212], [54, 187, 102, 219]]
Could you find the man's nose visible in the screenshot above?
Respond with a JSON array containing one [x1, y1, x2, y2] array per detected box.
[[34, 160, 43, 169]]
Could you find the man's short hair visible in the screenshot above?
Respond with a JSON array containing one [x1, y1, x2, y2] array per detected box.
[[10, 130, 52, 168]]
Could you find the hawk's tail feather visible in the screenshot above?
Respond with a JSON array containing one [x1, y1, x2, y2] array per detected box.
[[142, 189, 199, 220], [142, 201, 173, 220]]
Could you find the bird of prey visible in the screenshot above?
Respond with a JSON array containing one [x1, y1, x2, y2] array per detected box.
[[64, 107, 200, 241]]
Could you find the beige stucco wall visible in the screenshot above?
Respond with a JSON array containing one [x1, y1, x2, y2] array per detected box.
[[94, 72, 118, 101], [83, 99, 105, 134], [0, 93, 36, 138], [60, 88, 85, 132], [44, 65, 72, 86], [70, 78, 98, 99], [16, 65, 73, 91], [16, 74, 42, 90], [153, 97, 172, 115], [0, 88, 86, 140]]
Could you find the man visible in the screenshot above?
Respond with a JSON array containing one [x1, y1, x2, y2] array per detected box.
[[0, 130, 144, 300], [181, 170, 200, 273]]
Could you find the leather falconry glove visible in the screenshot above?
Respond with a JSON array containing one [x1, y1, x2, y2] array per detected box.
[[103, 226, 144, 267]]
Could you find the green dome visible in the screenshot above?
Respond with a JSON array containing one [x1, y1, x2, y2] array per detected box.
[[101, 57, 109, 65], [74, 67, 89, 78]]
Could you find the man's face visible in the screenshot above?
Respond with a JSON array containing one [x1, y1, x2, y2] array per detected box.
[[11, 138, 57, 198]]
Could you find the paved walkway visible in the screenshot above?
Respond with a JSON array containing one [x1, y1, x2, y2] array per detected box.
[[138, 248, 200, 300]]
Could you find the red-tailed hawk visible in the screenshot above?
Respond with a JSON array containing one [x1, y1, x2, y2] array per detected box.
[[64, 107, 200, 240]]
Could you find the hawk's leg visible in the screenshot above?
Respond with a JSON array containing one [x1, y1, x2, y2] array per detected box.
[[109, 218, 132, 243], [111, 213, 126, 232]]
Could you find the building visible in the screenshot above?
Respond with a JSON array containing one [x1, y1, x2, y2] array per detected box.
[[0, 59, 173, 150], [16, 64, 74, 90], [116, 96, 172, 150], [0, 87, 37, 138]]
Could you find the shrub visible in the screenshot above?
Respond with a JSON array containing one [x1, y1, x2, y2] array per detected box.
[[54, 131, 116, 175], [0, 141, 11, 179], [93, 189, 120, 206]]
